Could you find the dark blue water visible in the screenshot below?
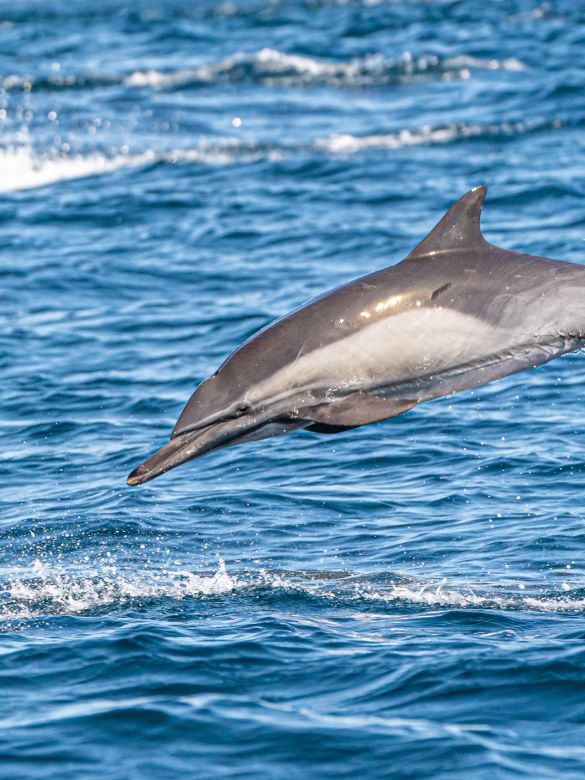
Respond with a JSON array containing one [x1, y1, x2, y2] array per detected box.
[[2, 1, 585, 777]]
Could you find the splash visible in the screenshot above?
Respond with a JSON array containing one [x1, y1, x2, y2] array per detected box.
[[3, 557, 237, 622], [257, 569, 585, 614], [3, 561, 585, 625], [363, 578, 585, 612]]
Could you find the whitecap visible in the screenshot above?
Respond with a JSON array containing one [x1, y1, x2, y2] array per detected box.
[[125, 48, 524, 90], [0, 143, 283, 193], [0, 146, 154, 193], [125, 48, 392, 88], [315, 125, 461, 153], [315, 118, 550, 154]]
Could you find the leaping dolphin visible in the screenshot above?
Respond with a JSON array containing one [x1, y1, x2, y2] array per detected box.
[[128, 186, 585, 485]]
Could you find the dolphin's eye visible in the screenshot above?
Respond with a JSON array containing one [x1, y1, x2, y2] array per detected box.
[[233, 402, 252, 418]]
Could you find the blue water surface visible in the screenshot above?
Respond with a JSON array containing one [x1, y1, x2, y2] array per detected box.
[[2, 1, 585, 777]]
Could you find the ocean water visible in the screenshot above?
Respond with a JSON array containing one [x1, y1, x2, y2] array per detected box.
[[2, 1, 585, 777]]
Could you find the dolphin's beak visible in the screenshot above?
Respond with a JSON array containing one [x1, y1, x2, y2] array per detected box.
[[127, 416, 255, 486]]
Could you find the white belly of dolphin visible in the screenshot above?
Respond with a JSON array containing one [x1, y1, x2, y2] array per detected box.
[[249, 307, 514, 404]]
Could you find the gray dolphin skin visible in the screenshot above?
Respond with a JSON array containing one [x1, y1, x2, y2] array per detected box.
[[128, 186, 585, 485]]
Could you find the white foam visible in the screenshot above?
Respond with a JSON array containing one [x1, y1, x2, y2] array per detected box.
[[315, 125, 460, 153], [4, 561, 583, 623], [251, 570, 585, 614], [4, 558, 237, 620], [364, 580, 585, 612], [125, 49, 524, 90], [125, 49, 392, 89], [0, 147, 154, 193], [316, 118, 541, 154], [443, 55, 524, 73], [0, 144, 281, 193]]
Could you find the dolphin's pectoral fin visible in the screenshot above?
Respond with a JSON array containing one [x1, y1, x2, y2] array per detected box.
[[300, 393, 418, 429], [305, 422, 357, 434]]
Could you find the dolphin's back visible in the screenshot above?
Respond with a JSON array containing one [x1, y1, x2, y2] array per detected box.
[[230, 244, 585, 405]]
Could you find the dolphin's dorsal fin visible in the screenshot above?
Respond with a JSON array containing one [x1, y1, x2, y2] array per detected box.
[[406, 185, 490, 259]]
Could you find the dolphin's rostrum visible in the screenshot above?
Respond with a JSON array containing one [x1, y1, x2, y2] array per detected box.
[[128, 186, 585, 485]]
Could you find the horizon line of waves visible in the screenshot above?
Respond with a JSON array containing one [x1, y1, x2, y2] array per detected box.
[[1, 49, 525, 93], [3, 561, 585, 623]]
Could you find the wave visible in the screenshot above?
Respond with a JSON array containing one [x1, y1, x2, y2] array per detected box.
[[315, 117, 564, 153], [364, 580, 585, 612], [0, 143, 283, 192], [0, 115, 561, 193], [125, 49, 525, 89], [0, 146, 148, 193], [0, 73, 118, 92], [2, 50, 524, 93], [3, 559, 584, 624]]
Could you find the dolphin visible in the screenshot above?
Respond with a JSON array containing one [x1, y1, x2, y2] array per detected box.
[[127, 185, 585, 485]]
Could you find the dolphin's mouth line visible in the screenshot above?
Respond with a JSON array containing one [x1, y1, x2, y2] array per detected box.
[[127, 415, 269, 486], [129, 333, 582, 486], [127, 427, 208, 486], [173, 405, 248, 439]]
